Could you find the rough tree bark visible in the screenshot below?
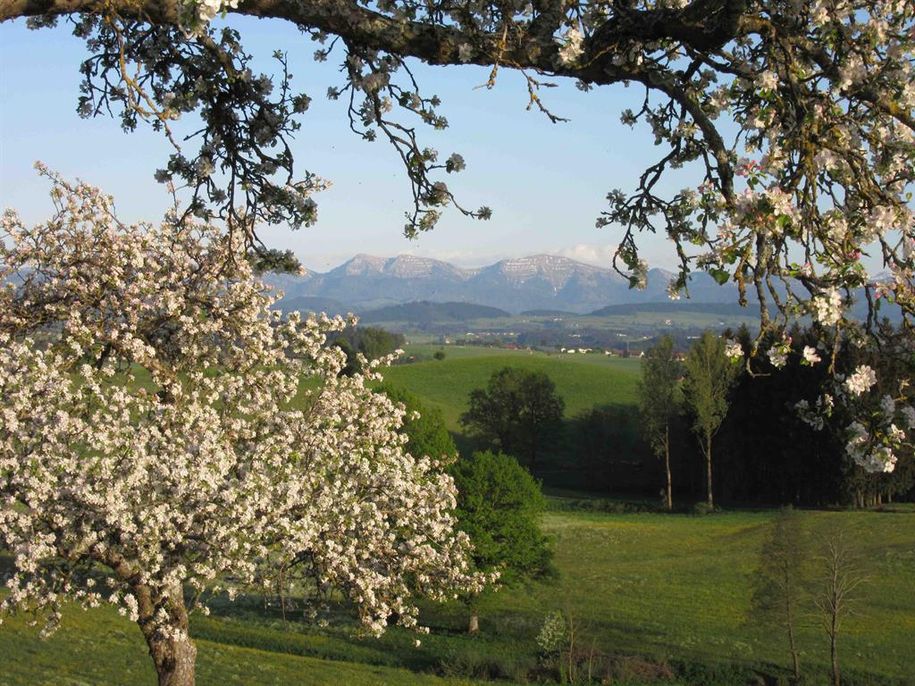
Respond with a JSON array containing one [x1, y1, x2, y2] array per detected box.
[[134, 583, 197, 686], [467, 608, 479, 635]]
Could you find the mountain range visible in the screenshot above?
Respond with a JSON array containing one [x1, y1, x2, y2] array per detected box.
[[266, 254, 741, 315]]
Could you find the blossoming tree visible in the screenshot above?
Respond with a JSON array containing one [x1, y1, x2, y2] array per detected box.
[[1, 6, 911, 464], [0, 169, 486, 685]]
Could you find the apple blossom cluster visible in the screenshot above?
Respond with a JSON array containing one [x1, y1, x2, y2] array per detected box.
[[844, 365, 878, 397], [725, 330, 909, 474], [765, 335, 792, 369], [812, 289, 844, 328], [794, 362, 912, 474], [724, 340, 744, 361], [180, 0, 240, 32], [599, 0, 914, 354], [0, 170, 488, 647], [556, 27, 584, 66]]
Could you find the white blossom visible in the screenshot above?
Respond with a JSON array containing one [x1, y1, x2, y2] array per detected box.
[[725, 341, 743, 360], [0, 172, 488, 645], [844, 365, 877, 396], [767, 347, 787, 368], [802, 346, 821, 365], [812, 288, 843, 327], [557, 27, 584, 66]]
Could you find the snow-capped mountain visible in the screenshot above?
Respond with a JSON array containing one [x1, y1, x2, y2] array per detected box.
[[265, 254, 740, 314]]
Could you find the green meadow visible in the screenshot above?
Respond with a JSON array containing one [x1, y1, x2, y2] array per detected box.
[[384, 346, 642, 429], [3, 345, 914, 685], [3, 507, 914, 685]]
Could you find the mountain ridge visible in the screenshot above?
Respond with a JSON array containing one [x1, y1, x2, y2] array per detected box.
[[266, 253, 739, 314]]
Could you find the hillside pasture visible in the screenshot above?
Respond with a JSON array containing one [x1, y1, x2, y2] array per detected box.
[[3, 507, 914, 685], [384, 346, 642, 429]]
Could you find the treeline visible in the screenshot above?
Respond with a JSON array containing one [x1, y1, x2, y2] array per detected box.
[[457, 324, 915, 509], [328, 325, 406, 374], [717, 323, 915, 507], [572, 323, 915, 508]]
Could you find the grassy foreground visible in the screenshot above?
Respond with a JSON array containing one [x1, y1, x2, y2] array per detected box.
[[0, 601, 483, 686], [3, 507, 913, 685]]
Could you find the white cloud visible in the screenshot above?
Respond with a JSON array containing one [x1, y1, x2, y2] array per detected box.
[[554, 243, 615, 266]]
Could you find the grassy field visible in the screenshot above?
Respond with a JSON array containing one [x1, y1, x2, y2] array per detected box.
[[0, 604, 485, 685], [4, 507, 913, 685], [4, 347, 913, 685], [384, 345, 642, 429]]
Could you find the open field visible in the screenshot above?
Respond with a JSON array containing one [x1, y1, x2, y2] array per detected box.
[[4, 347, 913, 685], [384, 346, 642, 429], [4, 506, 913, 685], [0, 603, 484, 686]]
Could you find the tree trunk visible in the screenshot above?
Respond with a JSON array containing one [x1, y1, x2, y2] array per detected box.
[[705, 437, 714, 508], [829, 590, 840, 686], [148, 632, 197, 686], [468, 608, 479, 634], [830, 626, 840, 686], [664, 425, 673, 511], [786, 596, 800, 682], [135, 584, 197, 686], [788, 623, 800, 683]]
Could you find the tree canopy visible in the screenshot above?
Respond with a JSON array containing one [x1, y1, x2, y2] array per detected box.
[[3, 0, 913, 339], [0, 170, 484, 685], [639, 334, 681, 509], [2, 1, 912, 475], [377, 383, 459, 462], [460, 366, 565, 470], [450, 450, 553, 589], [683, 329, 740, 506]]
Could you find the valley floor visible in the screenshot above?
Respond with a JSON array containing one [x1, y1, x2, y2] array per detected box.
[[3, 506, 914, 686]]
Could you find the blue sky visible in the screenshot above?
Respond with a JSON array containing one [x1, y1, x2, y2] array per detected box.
[[0, 16, 693, 272]]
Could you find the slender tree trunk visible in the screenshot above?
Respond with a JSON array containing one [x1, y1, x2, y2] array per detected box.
[[830, 621, 840, 686], [664, 424, 673, 511], [788, 621, 800, 682], [468, 607, 479, 634], [135, 584, 197, 686], [705, 435, 714, 508], [784, 590, 800, 682], [566, 612, 576, 685]]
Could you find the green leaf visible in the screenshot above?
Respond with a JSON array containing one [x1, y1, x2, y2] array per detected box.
[[709, 268, 731, 285]]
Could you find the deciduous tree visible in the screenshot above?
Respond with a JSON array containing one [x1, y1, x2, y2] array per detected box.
[[639, 335, 681, 510], [449, 450, 554, 633], [0, 171, 485, 686], [814, 527, 867, 686], [377, 383, 459, 462], [749, 507, 808, 683], [460, 366, 564, 471], [682, 330, 739, 508]]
